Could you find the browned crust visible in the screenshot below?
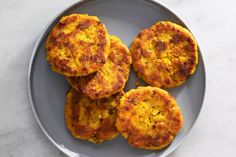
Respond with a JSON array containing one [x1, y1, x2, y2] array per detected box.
[[46, 14, 110, 76], [67, 36, 132, 99], [116, 86, 183, 150], [65, 89, 124, 143], [131, 21, 198, 88]]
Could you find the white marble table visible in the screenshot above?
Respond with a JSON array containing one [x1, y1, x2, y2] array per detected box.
[[0, 0, 236, 156]]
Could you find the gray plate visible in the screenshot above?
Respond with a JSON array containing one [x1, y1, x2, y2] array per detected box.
[[28, 0, 206, 157]]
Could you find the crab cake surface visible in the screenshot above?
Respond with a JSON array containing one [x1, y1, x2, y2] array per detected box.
[[65, 88, 123, 143], [116, 86, 183, 150], [46, 14, 110, 76], [67, 36, 132, 99], [131, 21, 198, 88]]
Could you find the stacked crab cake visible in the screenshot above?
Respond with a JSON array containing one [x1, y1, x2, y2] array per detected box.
[[46, 14, 132, 144], [46, 13, 198, 150], [67, 36, 132, 99]]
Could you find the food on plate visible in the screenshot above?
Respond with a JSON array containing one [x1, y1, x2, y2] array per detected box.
[[46, 14, 110, 76], [131, 21, 198, 88], [44, 15, 194, 150], [65, 88, 123, 143], [67, 36, 132, 99], [116, 86, 183, 150]]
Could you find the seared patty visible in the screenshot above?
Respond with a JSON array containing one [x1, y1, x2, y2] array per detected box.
[[67, 36, 132, 99], [116, 86, 183, 150], [46, 14, 110, 76], [131, 21, 198, 88], [65, 88, 123, 143]]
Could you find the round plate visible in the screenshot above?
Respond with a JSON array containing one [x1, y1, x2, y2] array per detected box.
[[28, 0, 206, 157]]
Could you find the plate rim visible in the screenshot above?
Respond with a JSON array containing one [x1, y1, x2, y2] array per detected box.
[[27, 0, 207, 156]]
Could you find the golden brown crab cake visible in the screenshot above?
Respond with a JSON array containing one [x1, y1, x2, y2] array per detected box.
[[46, 14, 110, 76], [131, 21, 198, 88], [67, 36, 132, 99], [65, 88, 123, 144], [116, 86, 183, 150]]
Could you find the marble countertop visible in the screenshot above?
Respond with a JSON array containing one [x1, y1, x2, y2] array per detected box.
[[0, 0, 236, 156]]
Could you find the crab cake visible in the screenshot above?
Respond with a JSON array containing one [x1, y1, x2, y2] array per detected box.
[[67, 36, 132, 99], [46, 14, 110, 76], [131, 21, 198, 88], [65, 88, 123, 144], [116, 86, 183, 150]]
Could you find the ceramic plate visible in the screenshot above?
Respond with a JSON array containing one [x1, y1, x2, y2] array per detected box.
[[28, 0, 206, 156]]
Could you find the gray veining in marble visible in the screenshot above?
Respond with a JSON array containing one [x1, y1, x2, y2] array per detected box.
[[0, 0, 236, 156]]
